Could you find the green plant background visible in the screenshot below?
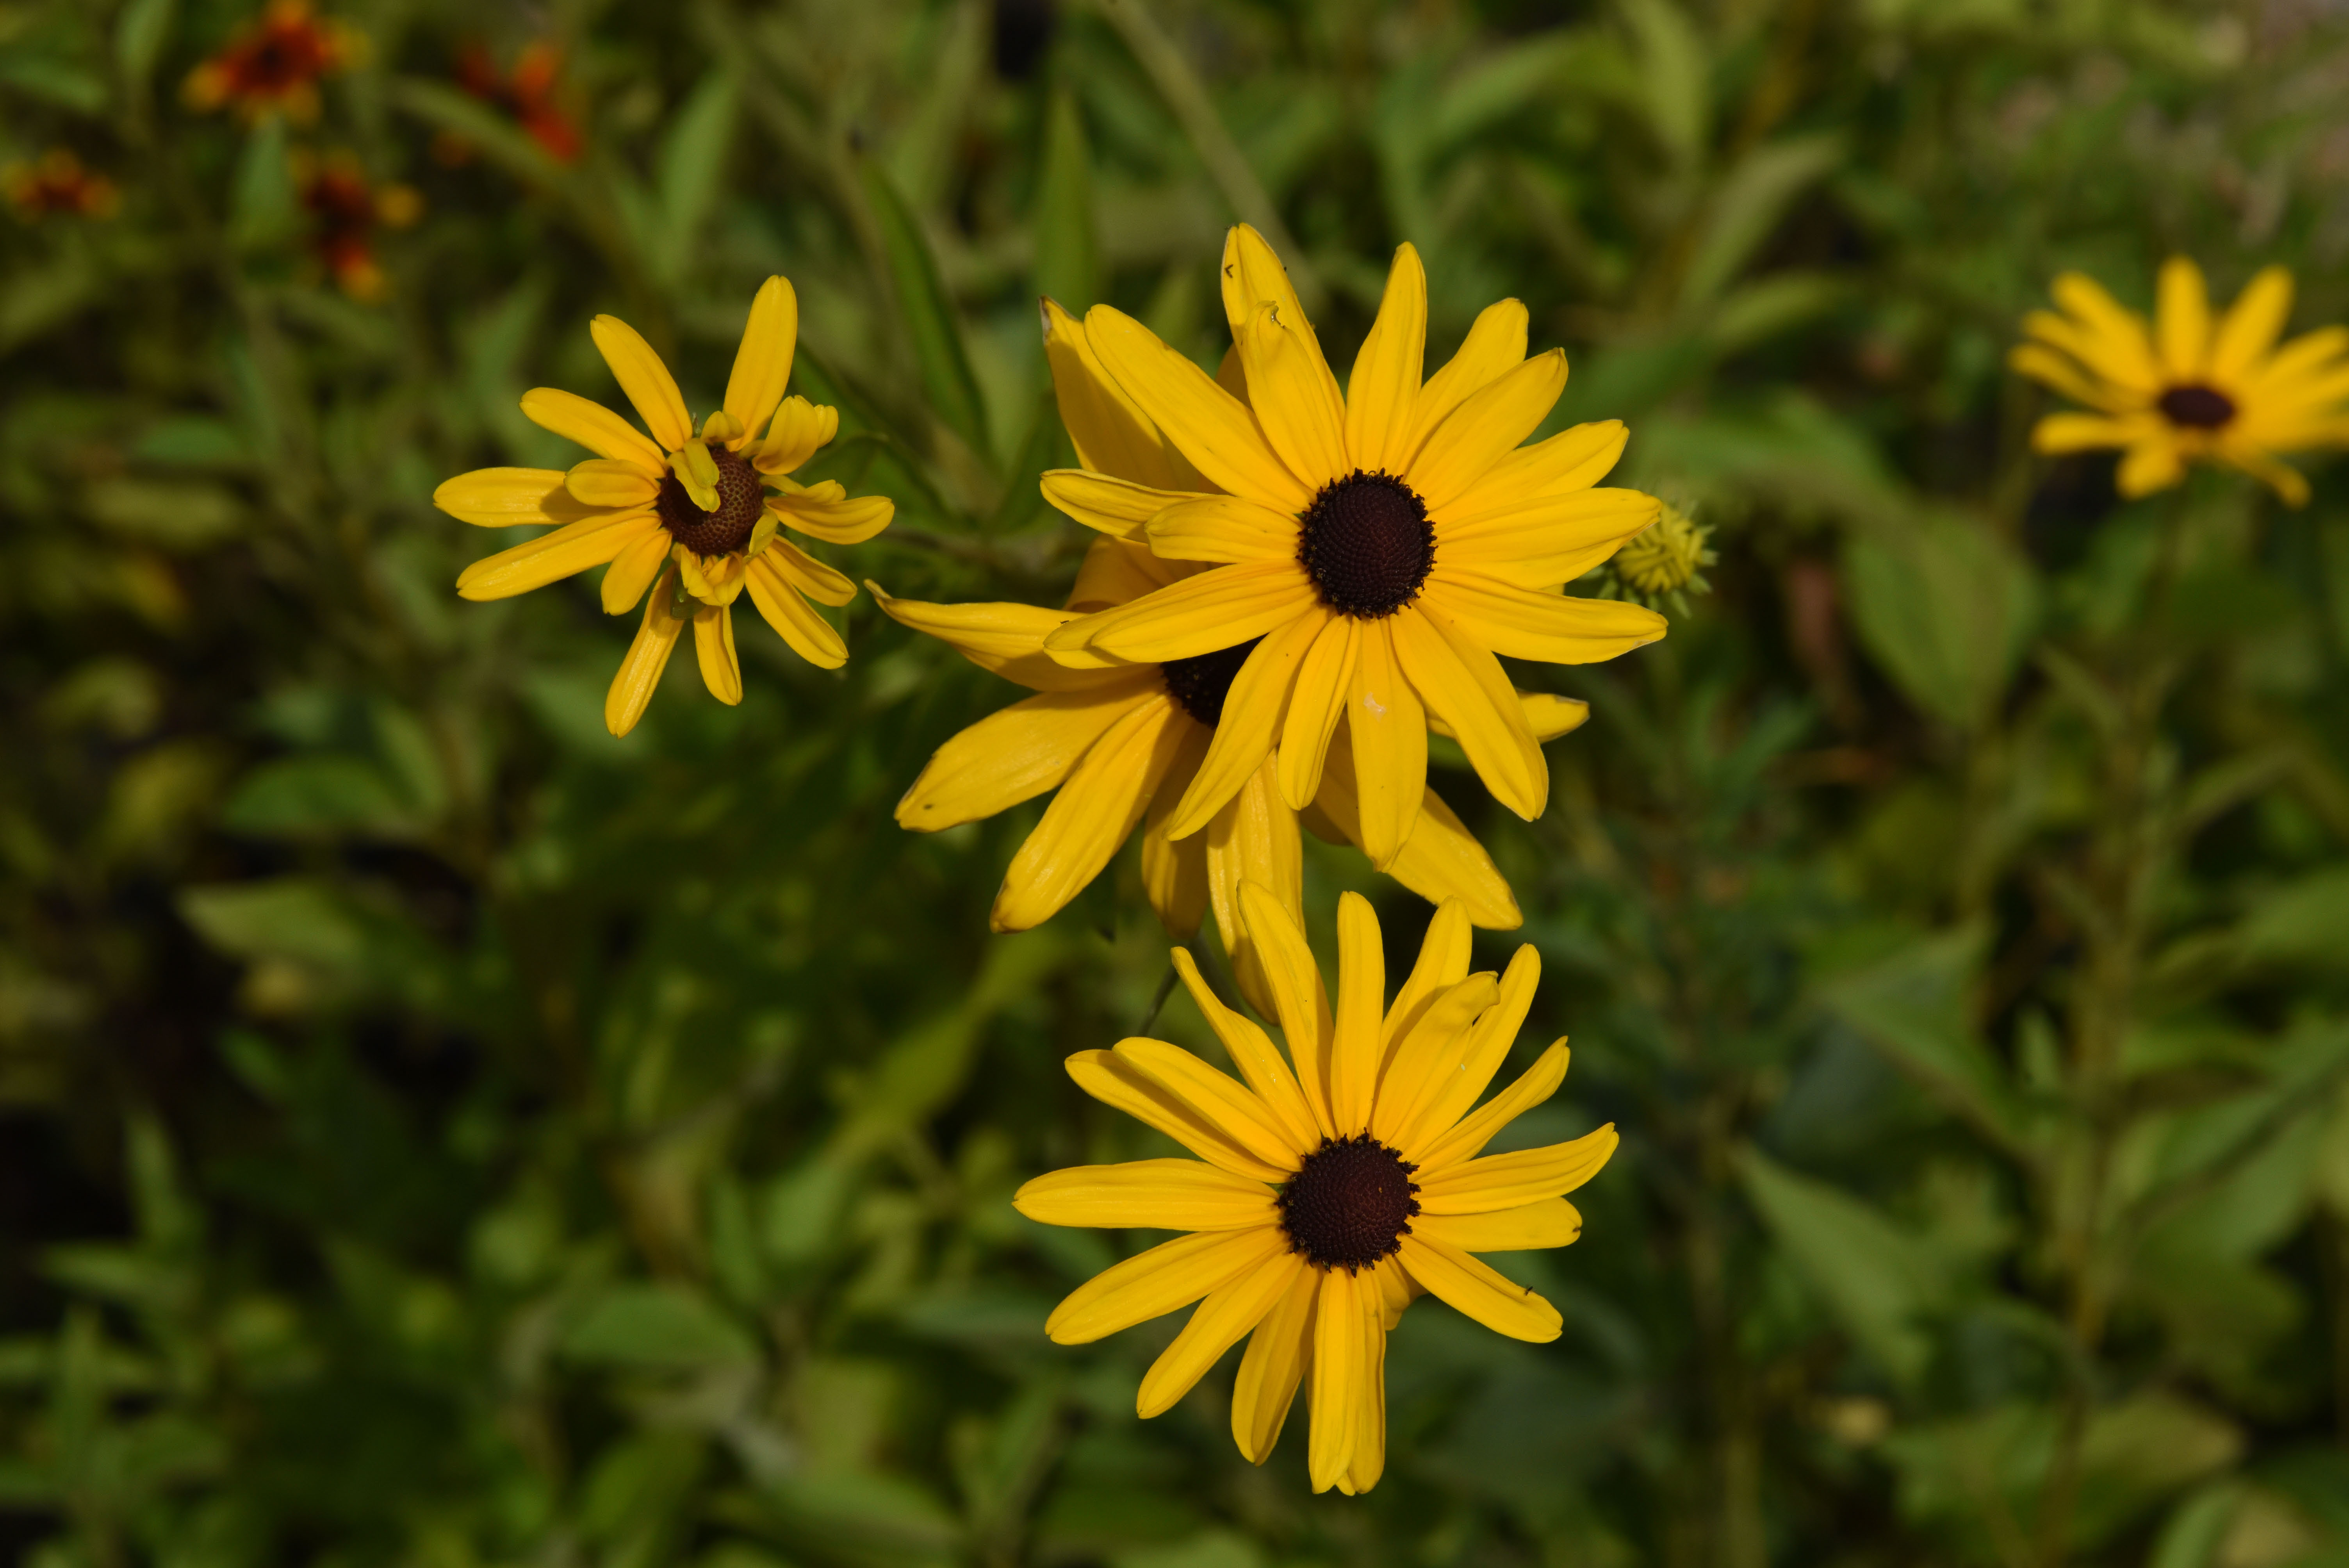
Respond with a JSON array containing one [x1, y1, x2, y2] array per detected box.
[[5, 0, 2349, 1564]]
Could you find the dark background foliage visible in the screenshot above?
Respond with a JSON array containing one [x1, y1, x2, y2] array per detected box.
[[4, 0, 2349, 1565]]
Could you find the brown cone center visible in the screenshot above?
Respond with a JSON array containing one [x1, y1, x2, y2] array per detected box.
[[657, 442, 766, 556], [1278, 1133, 1421, 1273]]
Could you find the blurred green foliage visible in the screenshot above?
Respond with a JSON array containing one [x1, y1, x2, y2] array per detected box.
[[4, 0, 2349, 1565]]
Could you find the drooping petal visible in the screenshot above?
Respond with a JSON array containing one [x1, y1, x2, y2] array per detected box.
[[744, 554, 847, 668], [1066, 1048, 1293, 1183], [1041, 469, 1191, 541], [601, 526, 674, 614], [722, 275, 798, 445], [1396, 299, 1528, 470], [1328, 892, 1384, 1133], [1046, 560, 1316, 666], [1396, 1233, 1561, 1342], [1406, 349, 1568, 512], [692, 601, 741, 705], [456, 510, 658, 600], [520, 387, 668, 473], [1164, 606, 1328, 837], [1306, 1269, 1366, 1492], [1231, 1257, 1319, 1463], [1203, 757, 1307, 1023], [1233, 300, 1349, 490], [1277, 615, 1358, 810], [895, 681, 1157, 832], [1085, 304, 1313, 511], [1415, 1199, 1582, 1253], [588, 315, 692, 453], [1045, 1226, 1284, 1345], [434, 467, 595, 527], [1139, 1246, 1304, 1418], [1238, 880, 1336, 1140], [1170, 945, 1320, 1152], [1346, 244, 1428, 475], [1415, 1123, 1618, 1212], [1146, 494, 1299, 564], [1389, 604, 1545, 820], [1420, 574, 1667, 665], [1014, 1158, 1276, 1231], [2154, 257, 2212, 380], [868, 586, 1111, 693], [1412, 1041, 1572, 1173], [605, 566, 688, 738], [993, 694, 1190, 932], [1346, 618, 1427, 869]]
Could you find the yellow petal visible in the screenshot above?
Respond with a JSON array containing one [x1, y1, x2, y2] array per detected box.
[[520, 387, 668, 473], [601, 526, 674, 615], [1048, 560, 1316, 666], [589, 314, 692, 452], [2154, 256, 2212, 380], [1170, 945, 1320, 1152], [2042, 275, 2162, 392], [1406, 349, 1568, 512], [722, 275, 798, 445], [1069, 535, 1191, 613], [1203, 757, 1307, 1024], [1519, 691, 1588, 741], [1346, 618, 1426, 870], [567, 457, 660, 509], [1314, 751, 1522, 929], [1146, 494, 1298, 564], [1043, 297, 1195, 491], [2031, 412, 2144, 454], [1397, 298, 1527, 470], [2240, 325, 2349, 398], [774, 488, 894, 545], [869, 586, 1109, 693], [434, 467, 593, 527], [1231, 1256, 1319, 1463], [1307, 1269, 1367, 1492], [1396, 1233, 1561, 1342], [692, 600, 741, 705], [1415, 1122, 1618, 1212], [992, 694, 1190, 932], [1276, 615, 1358, 811], [1238, 879, 1336, 1139], [1045, 1225, 1284, 1344], [1390, 604, 1545, 820], [1142, 725, 1213, 939], [2008, 343, 2124, 413], [1328, 892, 1384, 1133], [1084, 304, 1312, 511], [754, 396, 838, 476], [1233, 299, 1349, 489], [1444, 420, 1627, 517], [1381, 896, 1473, 1057], [1368, 972, 1499, 1147], [1014, 1159, 1276, 1231], [1346, 244, 1428, 475], [1415, 1198, 1582, 1253], [744, 554, 846, 668], [2212, 269, 2296, 383], [456, 510, 657, 600], [1220, 225, 1336, 401], [1341, 1277, 1388, 1495], [1394, 944, 1540, 1153], [896, 681, 1155, 832], [1413, 1041, 1572, 1174], [1420, 574, 1667, 665], [1041, 469, 1189, 540], [1112, 1035, 1314, 1168], [1166, 606, 1328, 839], [1066, 1048, 1292, 1184], [2115, 437, 2185, 497], [604, 566, 688, 738], [1436, 488, 1662, 589], [763, 537, 855, 606], [1140, 1247, 1305, 1418]]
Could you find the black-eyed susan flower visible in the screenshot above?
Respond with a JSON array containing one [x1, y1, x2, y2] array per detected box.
[[4, 150, 119, 221], [2012, 259, 2349, 507], [878, 301, 1586, 1010], [183, 0, 360, 123], [1015, 886, 1614, 1493], [1039, 226, 1666, 871], [433, 279, 893, 736]]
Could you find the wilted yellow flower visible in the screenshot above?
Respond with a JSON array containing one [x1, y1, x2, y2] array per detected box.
[[1016, 887, 1614, 1494], [2012, 259, 2349, 506]]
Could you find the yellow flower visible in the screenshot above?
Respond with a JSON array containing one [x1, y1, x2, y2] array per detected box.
[[1036, 226, 1667, 870], [432, 279, 893, 736], [1015, 886, 1615, 1494], [2011, 258, 2349, 507], [879, 303, 1586, 1007]]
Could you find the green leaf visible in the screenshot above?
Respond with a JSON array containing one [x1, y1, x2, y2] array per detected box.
[[1843, 510, 2039, 731], [1033, 88, 1100, 313], [1681, 136, 1843, 306], [2237, 868, 2349, 971], [655, 72, 739, 288], [560, 1284, 758, 1370], [113, 0, 176, 100], [1820, 925, 2033, 1151], [230, 117, 298, 251], [1738, 1147, 1945, 1385], [865, 162, 993, 464], [1619, 0, 1709, 170], [223, 756, 421, 839]]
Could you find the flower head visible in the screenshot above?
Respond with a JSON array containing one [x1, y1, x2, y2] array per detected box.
[[292, 151, 419, 299], [878, 301, 1588, 1009], [183, 0, 359, 123], [1038, 227, 1666, 871], [2012, 258, 2349, 507], [1610, 501, 1714, 604], [432, 279, 894, 736], [4, 150, 118, 220], [455, 41, 581, 163], [1016, 887, 1615, 1493]]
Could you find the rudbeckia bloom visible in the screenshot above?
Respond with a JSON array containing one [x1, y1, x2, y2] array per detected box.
[[433, 278, 893, 736], [881, 301, 1585, 1007], [2012, 258, 2349, 506], [1039, 226, 1668, 868], [1016, 886, 1615, 1493]]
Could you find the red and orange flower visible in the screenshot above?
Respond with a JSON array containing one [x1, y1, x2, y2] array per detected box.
[[4, 150, 119, 221], [455, 41, 582, 164], [292, 151, 420, 299], [183, 0, 361, 123]]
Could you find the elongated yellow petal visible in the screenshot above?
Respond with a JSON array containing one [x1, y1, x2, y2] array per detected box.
[[2031, 412, 2146, 454], [1394, 945, 1540, 1151], [1239, 879, 1336, 1139], [1041, 469, 1193, 541], [601, 526, 673, 615], [1413, 1041, 1571, 1173], [2042, 275, 2162, 391], [2240, 325, 2349, 398], [605, 566, 688, 737], [1416, 1123, 1618, 1212], [1066, 1048, 1292, 1184], [1518, 691, 1588, 741], [1436, 488, 1661, 589], [1203, 757, 1306, 1023], [1444, 420, 1626, 517], [434, 467, 592, 528], [1221, 225, 1336, 394], [1113, 1036, 1314, 1167], [456, 510, 657, 600], [722, 276, 798, 445], [1390, 604, 1545, 820], [1421, 574, 1666, 665], [1314, 752, 1521, 929], [691, 601, 741, 705], [1235, 300, 1349, 489], [1407, 349, 1567, 512], [1397, 1233, 1561, 1342], [1046, 1226, 1282, 1344], [1397, 298, 1527, 469], [1346, 618, 1426, 869], [1043, 298, 1196, 490], [1140, 1247, 1304, 1418], [567, 457, 661, 510], [743, 555, 847, 668], [1142, 725, 1213, 939], [993, 693, 1189, 932], [1328, 892, 1384, 1133], [897, 681, 1155, 832], [754, 396, 837, 476], [1014, 1159, 1276, 1231], [1146, 494, 1297, 564], [1069, 535, 1191, 614], [774, 488, 894, 545], [1048, 561, 1316, 666], [1415, 1198, 1582, 1253], [1170, 945, 1320, 1151], [1277, 615, 1357, 810], [762, 538, 855, 606], [1085, 304, 1312, 511], [1381, 896, 1473, 1055], [1164, 607, 1328, 838], [1340, 1275, 1388, 1495], [1368, 973, 1498, 1146], [2115, 437, 2185, 497], [2009, 344, 2126, 413], [1346, 244, 1428, 475], [1307, 1269, 1365, 1492], [589, 314, 692, 452], [1232, 1256, 1319, 1463], [2154, 257, 2211, 380], [868, 586, 1113, 693], [521, 387, 668, 472]]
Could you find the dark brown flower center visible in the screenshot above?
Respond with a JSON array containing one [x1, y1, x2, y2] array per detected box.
[[656, 442, 766, 556], [1299, 470, 1435, 618], [1278, 1133, 1421, 1272], [2157, 383, 2236, 429], [1159, 638, 1261, 727]]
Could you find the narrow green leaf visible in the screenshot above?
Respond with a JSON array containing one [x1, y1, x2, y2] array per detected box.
[[865, 163, 993, 463], [1738, 1147, 1944, 1386], [655, 71, 739, 286], [1033, 88, 1100, 313]]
